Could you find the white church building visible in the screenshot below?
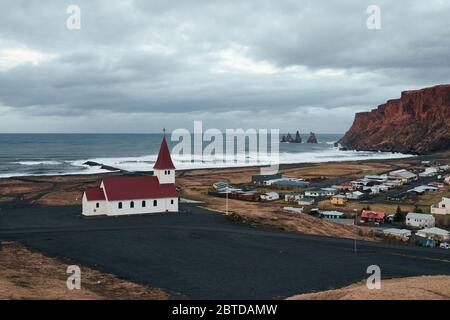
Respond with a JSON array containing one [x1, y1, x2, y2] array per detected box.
[[82, 136, 178, 216]]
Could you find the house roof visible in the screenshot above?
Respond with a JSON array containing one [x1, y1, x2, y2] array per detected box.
[[153, 136, 175, 170], [85, 187, 106, 201], [406, 212, 434, 220], [321, 211, 344, 216], [361, 210, 385, 219], [390, 169, 417, 179], [339, 182, 352, 187], [418, 227, 449, 236], [383, 228, 411, 235], [102, 176, 177, 201]]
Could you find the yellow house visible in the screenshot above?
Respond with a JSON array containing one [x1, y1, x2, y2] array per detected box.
[[331, 195, 347, 206]]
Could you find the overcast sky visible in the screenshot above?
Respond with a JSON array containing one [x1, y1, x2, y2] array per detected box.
[[0, 0, 449, 133]]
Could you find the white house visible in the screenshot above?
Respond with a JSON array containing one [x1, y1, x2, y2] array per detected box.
[[419, 167, 439, 177], [431, 197, 450, 215], [405, 212, 435, 228], [284, 192, 302, 202], [383, 228, 412, 239], [82, 136, 178, 217], [320, 210, 344, 219], [260, 192, 279, 201], [389, 169, 417, 183], [416, 227, 450, 242], [364, 175, 388, 183], [297, 197, 315, 205], [408, 185, 438, 194], [345, 191, 364, 200], [283, 206, 304, 214], [304, 188, 336, 197]]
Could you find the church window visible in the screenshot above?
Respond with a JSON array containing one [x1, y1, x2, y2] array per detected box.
[[130, 201, 134, 208], [118, 202, 122, 209], [153, 200, 157, 206], [142, 200, 146, 207]]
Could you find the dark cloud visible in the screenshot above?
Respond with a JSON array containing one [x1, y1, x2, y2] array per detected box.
[[0, 0, 449, 133]]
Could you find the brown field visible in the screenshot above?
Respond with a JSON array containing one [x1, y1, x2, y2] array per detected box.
[[288, 275, 450, 300], [0, 241, 170, 300]]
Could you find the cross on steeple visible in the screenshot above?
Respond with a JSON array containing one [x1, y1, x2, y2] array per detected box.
[[162, 127, 166, 136]]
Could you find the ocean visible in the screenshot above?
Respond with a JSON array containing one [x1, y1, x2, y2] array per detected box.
[[0, 133, 413, 178]]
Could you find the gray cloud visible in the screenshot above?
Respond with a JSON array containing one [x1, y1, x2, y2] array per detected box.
[[0, 0, 449, 133]]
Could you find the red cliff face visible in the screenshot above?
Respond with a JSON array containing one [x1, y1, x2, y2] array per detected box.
[[339, 84, 450, 154]]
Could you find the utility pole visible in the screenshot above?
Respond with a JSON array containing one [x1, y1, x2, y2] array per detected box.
[[226, 187, 229, 215]]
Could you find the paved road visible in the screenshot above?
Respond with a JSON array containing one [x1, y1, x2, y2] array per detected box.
[[1, 205, 449, 299]]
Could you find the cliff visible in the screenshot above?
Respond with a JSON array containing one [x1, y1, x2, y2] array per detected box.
[[339, 84, 450, 154]]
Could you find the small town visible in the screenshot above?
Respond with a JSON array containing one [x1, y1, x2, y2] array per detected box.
[[209, 162, 450, 248]]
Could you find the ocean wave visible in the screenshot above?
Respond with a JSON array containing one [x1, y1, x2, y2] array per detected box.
[[13, 160, 63, 166], [2, 149, 414, 178]]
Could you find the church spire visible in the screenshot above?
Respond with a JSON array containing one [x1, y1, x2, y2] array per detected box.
[[153, 133, 175, 170]]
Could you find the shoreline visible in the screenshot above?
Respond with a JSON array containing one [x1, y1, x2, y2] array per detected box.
[[0, 144, 427, 180], [0, 152, 420, 181]]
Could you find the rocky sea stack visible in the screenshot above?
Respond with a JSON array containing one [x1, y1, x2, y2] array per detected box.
[[306, 132, 318, 143], [339, 84, 450, 155], [281, 130, 302, 143]]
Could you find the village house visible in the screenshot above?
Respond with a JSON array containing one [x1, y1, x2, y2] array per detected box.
[[320, 210, 344, 219], [364, 175, 388, 183], [428, 181, 445, 188], [431, 197, 450, 215], [419, 167, 439, 177], [389, 169, 418, 183], [330, 195, 346, 206], [360, 210, 385, 224], [383, 228, 412, 240], [283, 206, 304, 214], [304, 188, 336, 197], [350, 179, 370, 188], [82, 136, 178, 217], [268, 178, 309, 189], [406, 212, 436, 228], [331, 182, 353, 191], [416, 227, 450, 243], [345, 191, 364, 200], [297, 197, 315, 205], [251, 173, 282, 186], [260, 192, 279, 201], [408, 185, 438, 194], [284, 192, 302, 202]]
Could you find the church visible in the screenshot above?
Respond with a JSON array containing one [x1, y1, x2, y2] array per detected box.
[[82, 135, 178, 216]]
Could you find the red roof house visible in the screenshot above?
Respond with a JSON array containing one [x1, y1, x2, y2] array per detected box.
[[361, 210, 386, 223]]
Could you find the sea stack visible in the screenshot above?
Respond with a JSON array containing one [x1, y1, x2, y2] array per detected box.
[[294, 131, 302, 143], [307, 132, 318, 143]]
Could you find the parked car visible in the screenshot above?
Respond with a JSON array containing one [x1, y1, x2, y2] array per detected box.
[[439, 242, 450, 249]]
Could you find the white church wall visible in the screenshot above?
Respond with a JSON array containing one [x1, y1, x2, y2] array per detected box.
[[154, 169, 175, 184], [106, 197, 178, 216], [82, 193, 107, 216]]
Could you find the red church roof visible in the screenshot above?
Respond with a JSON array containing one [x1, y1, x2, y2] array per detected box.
[[85, 187, 106, 201], [153, 136, 175, 170], [102, 176, 177, 201]]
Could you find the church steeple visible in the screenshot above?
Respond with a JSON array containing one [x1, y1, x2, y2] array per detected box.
[[153, 131, 176, 184], [153, 133, 175, 170]]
